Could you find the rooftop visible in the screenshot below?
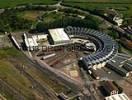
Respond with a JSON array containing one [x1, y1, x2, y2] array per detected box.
[[105, 93, 130, 100], [49, 28, 70, 43]]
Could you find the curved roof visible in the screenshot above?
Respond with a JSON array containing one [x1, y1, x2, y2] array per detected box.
[[64, 26, 118, 69]]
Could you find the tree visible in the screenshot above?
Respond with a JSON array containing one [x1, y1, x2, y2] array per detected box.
[[36, 22, 47, 32]]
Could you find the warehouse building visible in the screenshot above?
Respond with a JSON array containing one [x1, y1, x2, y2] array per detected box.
[[23, 33, 47, 51], [24, 37, 38, 51], [49, 28, 72, 45], [107, 62, 130, 77], [106, 53, 132, 77], [123, 63, 132, 73]]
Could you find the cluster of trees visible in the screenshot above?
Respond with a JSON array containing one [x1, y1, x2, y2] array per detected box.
[[0, 4, 100, 33], [36, 15, 100, 32], [0, 5, 57, 32], [107, 30, 119, 39], [0, 10, 32, 32], [14, 4, 56, 12], [58, 8, 85, 15]]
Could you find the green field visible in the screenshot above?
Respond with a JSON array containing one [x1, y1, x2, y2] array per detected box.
[[63, 1, 132, 18], [0, 48, 34, 99], [17, 10, 44, 21], [0, 0, 58, 8], [64, 0, 132, 3]]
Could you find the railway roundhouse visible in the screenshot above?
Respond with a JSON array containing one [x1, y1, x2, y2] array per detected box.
[[64, 26, 118, 70]]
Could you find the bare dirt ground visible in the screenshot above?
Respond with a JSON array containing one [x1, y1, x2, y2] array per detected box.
[[117, 75, 132, 99]]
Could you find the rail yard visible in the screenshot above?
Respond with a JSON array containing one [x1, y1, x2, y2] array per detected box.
[[0, 0, 132, 99], [7, 26, 131, 100]]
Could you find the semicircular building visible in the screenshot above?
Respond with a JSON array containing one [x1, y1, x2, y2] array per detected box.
[[64, 26, 118, 70]]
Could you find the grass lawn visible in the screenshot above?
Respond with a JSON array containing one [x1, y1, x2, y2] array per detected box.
[[17, 10, 44, 21], [0, 0, 58, 8], [0, 47, 23, 59], [64, 0, 132, 3], [42, 12, 65, 23], [0, 60, 33, 98], [0, 48, 34, 99]]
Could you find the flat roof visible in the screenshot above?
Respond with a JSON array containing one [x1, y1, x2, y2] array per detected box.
[[105, 93, 130, 100], [49, 28, 70, 42], [32, 34, 47, 40], [27, 38, 38, 47]]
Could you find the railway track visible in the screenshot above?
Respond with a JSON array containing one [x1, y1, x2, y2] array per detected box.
[[14, 64, 58, 100], [21, 50, 82, 96], [0, 79, 26, 100]]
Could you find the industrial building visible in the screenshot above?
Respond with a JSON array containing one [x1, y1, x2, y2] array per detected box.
[[49, 28, 72, 45], [96, 9, 123, 26], [23, 33, 48, 51], [23, 27, 119, 71], [107, 62, 130, 77], [106, 53, 132, 77], [123, 63, 132, 73], [64, 26, 118, 70], [24, 37, 38, 51]]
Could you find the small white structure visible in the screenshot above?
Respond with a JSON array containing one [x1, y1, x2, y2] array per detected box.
[[11, 35, 21, 50], [85, 42, 96, 51], [25, 38, 38, 51], [42, 53, 56, 60], [105, 93, 130, 100], [113, 17, 123, 26], [104, 9, 123, 26], [24, 33, 47, 51], [32, 34, 47, 42], [49, 28, 71, 45]]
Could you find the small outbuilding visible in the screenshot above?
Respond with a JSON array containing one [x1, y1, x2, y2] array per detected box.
[[105, 93, 130, 100]]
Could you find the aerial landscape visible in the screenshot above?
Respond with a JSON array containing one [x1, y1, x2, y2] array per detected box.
[[0, 0, 132, 100]]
